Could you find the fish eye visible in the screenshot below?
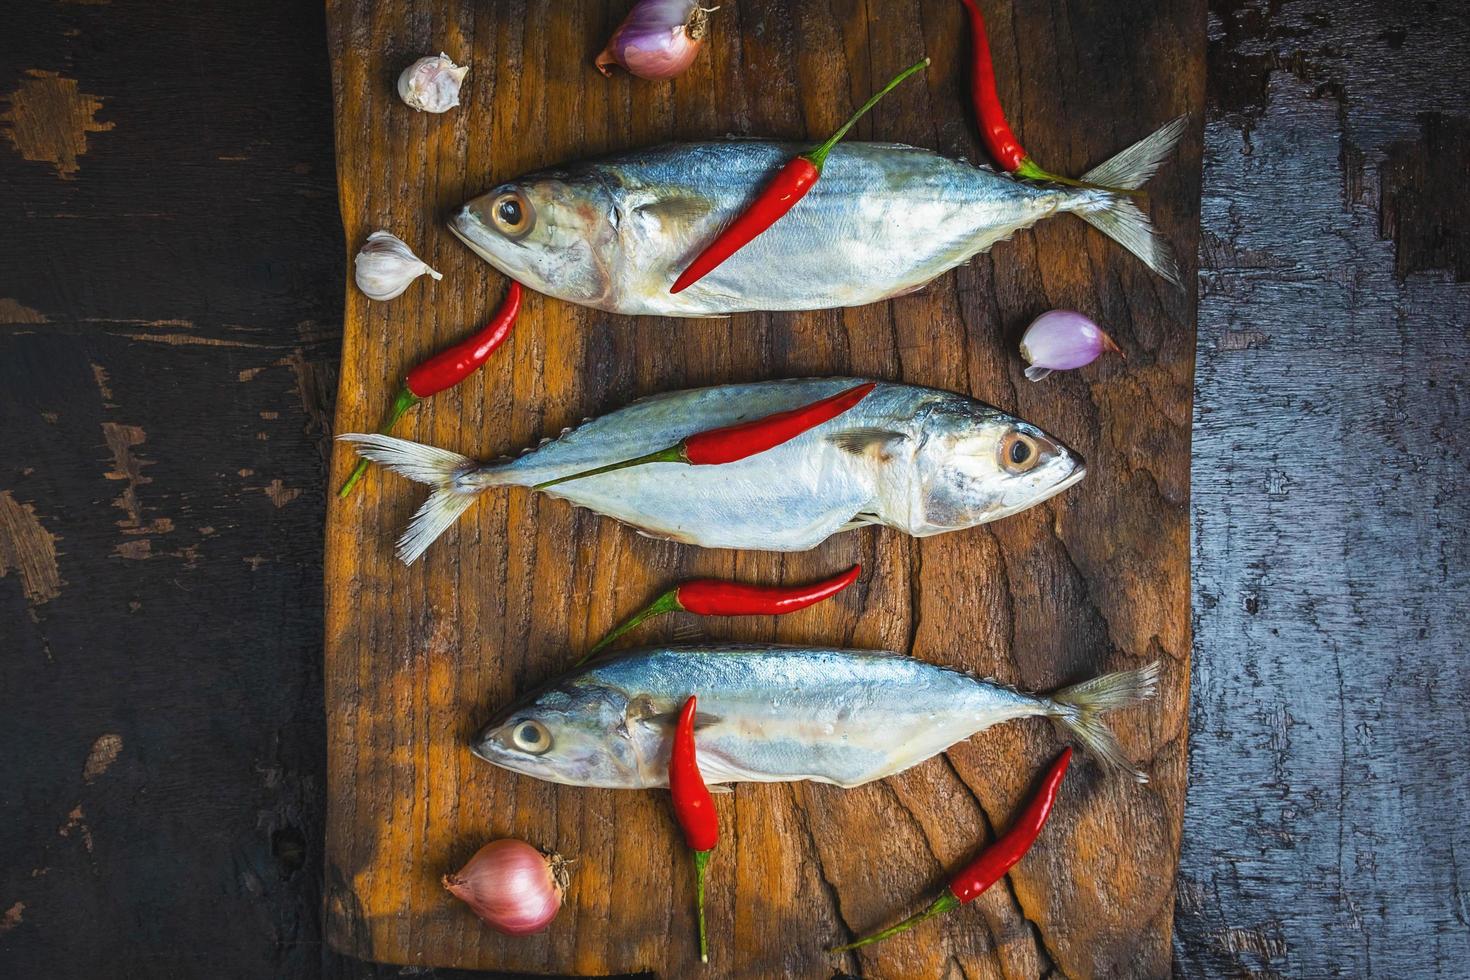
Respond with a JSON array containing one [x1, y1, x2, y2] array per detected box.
[[490, 190, 534, 239], [511, 719, 552, 755], [1000, 433, 1041, 474]]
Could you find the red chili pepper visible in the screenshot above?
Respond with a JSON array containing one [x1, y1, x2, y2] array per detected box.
[[338, 281, 522, 498], [670, 58, 929, 294], [671, 696, 718, 963], [533, 381, 877, 491], [582, 564, 861, 661], [956, 0, 1133, 195], [830, 747, 1073, 953], [403, 282, 522, 398]]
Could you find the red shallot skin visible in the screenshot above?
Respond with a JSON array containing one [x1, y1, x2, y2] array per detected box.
[[595, 1, 713, 81], [1019, 309, 1123, 381], [442, 838, 568, 935]]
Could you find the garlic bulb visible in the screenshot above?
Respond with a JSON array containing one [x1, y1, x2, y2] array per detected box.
[[397, 53, 469, 113], [354, 231, 442, 301]]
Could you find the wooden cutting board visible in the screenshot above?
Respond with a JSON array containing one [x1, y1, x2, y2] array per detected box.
[[323, 1, 1203, 975]]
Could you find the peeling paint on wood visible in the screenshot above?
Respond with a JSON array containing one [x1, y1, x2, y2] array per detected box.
[[1178, 1, 1470, 977], [0, 0, 346, 975], [81, 734, 121, 783], [89, 363, 114, 406], [117, 332, 263, 348], [0, 70, 113, 179], [0, 490, 63, 605], [0, 299, 48, 324], [1380, 112, 1470, 282], [57, 806, 92, 854], [263, 479, 301, 508], [100, 422, 166, 541]]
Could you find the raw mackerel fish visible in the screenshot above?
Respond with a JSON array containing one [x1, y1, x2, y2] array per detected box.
[[342, 378, 1085, 563], [473, 646, 1160, 787], [449, 117, 1186, 316]]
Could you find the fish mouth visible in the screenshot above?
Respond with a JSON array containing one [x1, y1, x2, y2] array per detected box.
[[983, 462, 1088, 525], [1047, 462, 1087, 498], [447, 209, 493, 261], [468, 718, 503, 763]]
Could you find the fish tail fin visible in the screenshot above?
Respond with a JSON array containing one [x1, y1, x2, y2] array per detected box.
[[1045, 660, 1160, 783], [338, 433, 485, 564], [1073, 115, 1188, 288]]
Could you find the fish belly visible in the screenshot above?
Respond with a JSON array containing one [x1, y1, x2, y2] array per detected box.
[[598, 648, 1043, 788], [489, 379, 909, 551]]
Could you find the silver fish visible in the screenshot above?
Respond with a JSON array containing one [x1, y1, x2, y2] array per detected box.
[[342, 378, 1085, 563], [472, 646, 1159, 787], [449, 117, 1186, 316]]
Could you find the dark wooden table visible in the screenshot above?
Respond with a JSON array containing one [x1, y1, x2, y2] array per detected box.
[[1, 1, 1465, 978]]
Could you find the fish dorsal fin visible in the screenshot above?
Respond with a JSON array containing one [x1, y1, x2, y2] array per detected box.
[[830, 427, 908, 459]]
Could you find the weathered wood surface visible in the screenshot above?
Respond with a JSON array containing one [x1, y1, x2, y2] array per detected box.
[[0, 1, 344, 977], [323, 1, 1202, 976], [1175, 0, 1470, 976]]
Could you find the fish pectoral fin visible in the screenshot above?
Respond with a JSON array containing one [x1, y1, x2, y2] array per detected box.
[[838, 511, 882, 532], [624, 694, 660, 723], [616, 693, 659, 739], [634, 526, 700, 544], [829, 428, 908, 459], [638, 711, 723, 733], [638, 711, 722, 731], [634, 195, 715, 229], [624, 694, 721, 733]]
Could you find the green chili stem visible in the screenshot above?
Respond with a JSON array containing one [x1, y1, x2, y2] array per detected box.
[[827, 891, 961, 953], [337, 386, 420, 498], [693, 848, 712, 964], [580, 589, 683, 663], [805, 58, 931, 173], [532, 444, 687, 491], [1013, 157, 1147, 197]]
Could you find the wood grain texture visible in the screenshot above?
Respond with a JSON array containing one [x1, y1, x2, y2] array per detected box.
[[321, 4, 1204, 977], [322, 1, 1203, 976]]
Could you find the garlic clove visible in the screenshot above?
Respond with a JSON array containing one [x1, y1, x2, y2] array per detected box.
[[354, 231, 442, 301], [397, 53, 469, 113]]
